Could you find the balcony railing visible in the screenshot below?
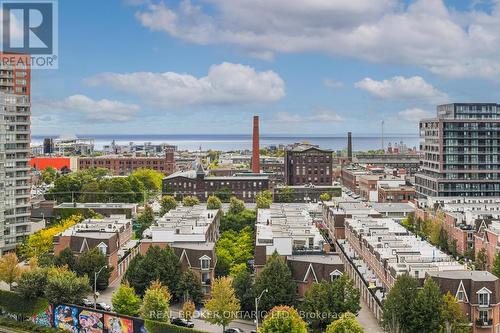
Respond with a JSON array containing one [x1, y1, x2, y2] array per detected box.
[[476, 318, 493, 327]]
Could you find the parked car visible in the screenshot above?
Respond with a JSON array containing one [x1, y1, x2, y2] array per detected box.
[[81, 298, 93, 307], [96, 302, 112, 311], [171, 317, 194, 328], [224, 328, 245, 333]]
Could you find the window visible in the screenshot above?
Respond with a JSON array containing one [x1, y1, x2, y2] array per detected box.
[[478, 292, 490, 307], [200, 257, 211, 270], [457, 290, 465, 301]]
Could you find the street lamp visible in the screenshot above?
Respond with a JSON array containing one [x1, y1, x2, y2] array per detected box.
[[255, 288, 268, 331], [93, 265, 108, 309]]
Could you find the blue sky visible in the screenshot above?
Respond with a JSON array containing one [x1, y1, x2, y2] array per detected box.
[[30, 0, 500, 136]]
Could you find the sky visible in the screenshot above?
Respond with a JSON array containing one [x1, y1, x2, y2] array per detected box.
[[25, 0, 500, 136]]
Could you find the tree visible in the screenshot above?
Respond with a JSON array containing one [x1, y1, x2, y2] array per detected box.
[[141, 280, 171, 322], [182, 300, 196, 321], [220, 209, 256, 233], [302, 277, 360, 328], [75, 248, 112, 290], [44, 266, 91, 305], [476, 248, 487, 270], [17, 267, 48, 299], [136, 204, 155, 238], [214, 187, 232, 203], [79, 180, 103, 203], [101, 177, 135, 203], [319, 192, 331, 202], [0, 253, 22, 290], [131, 168, 163, 195], [325, 312, 364, 333], [441, 292, 469, 333], [54, 247, 77, 271], [228, 197, 245, 215], [112, 283, 142, 317], [493, 252, 500, 278], [207, 195, 222, 210], [382, 273, 419, 333], [260, 306, 307, 333], [254, 251, 297, 312], [41, 166, 57, 184], [160, 195, 177, 215], [215, 227, 254, 276], [125, 246, 181, 296], [183, 196, 200, 207], [19, 215, 82, 258], [276, 186, 294, 203], [410, 278, 442, 333], [204, 277, 240, 332], [176, 270, 204, 305], [232, 266, 254, 313], [256, 190, 272, 209]]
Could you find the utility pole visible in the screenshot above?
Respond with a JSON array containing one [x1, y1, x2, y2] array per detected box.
[[255, 288, 268, 331], [94, 265, 108, 309]]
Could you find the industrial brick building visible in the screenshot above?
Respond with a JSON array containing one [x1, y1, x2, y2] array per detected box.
[[284, 144, 333, 186]]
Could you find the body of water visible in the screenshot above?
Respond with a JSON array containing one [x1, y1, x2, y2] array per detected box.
[[32, 134, 420, 152]]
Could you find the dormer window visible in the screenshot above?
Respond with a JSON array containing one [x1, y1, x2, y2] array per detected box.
[[477, 287, 492, 307], [200, 255, 211, 270], [97, 242, 108, 256]]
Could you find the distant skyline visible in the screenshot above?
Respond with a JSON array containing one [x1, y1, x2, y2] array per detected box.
[[28, 0, 500, 135]]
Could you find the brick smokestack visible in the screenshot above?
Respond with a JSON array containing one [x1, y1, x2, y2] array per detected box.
[[347, 132, 352, 161], [252, 115, 260, 173]]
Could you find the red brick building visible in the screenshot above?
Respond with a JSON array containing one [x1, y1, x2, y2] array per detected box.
[[78, 148, 175, 175]]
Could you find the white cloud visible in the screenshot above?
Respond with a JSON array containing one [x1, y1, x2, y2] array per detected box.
[[398, 108, 434, 122], [355, 76, 448, 104], [43, 95, 141, 122], [85, 62, 285, 108], [323, 78, 343, 89], [275, 108, 344, 123], [133, 0, 500, 79]]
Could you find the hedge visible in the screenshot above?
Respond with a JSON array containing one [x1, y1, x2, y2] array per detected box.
[[0, 317, 64, 333], [144, 319, 209, 333], [0, 290, 49, 317]]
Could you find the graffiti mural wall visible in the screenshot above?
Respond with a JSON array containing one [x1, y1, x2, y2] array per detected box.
[[21, 303, 147, 333]]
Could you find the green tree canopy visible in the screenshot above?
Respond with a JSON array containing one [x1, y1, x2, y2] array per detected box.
[[75, 248, 112, 290], [136, 204, 155, 238], [112, 283, 142, 317], [410, 278, 443, 333], [44, 267, 91, 305], [325, 312, 364, 333], [176, 270, 204, 305], [140, 280, 171, 322], [125, 246, 181, 297], [228, 197, 245, 215], [54, 247, 77, 271], [41, 166, 57, 184], [207, 195, 222, 210], [319, 193, 331, 202], [260, 306, 307, 333], [160, 195, 177, 215], [254, 251, 297, 312], [382, 273, 419, 333], [492, 252, 500, 278], [256, 190, 273, 209], [441, 292, 469, 333], [302, 276, 360, 328], [183, 196, 200, 207], [215, 227, 254, 276], [131, 168, 163, 194], [231, 266, 254, 313], [204, 277, 240, 332], [17, 268, 48, 299]]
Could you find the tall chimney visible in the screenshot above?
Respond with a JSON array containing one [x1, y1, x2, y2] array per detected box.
[[252, 115, 260, 173], [347, 132, 352, 161]]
